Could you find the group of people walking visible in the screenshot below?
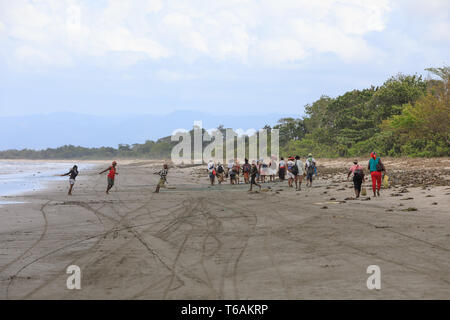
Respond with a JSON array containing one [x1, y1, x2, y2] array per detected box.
[[206, 153, 318, 191], [59, 152, 386, 198], [347, 152, 386, 198]]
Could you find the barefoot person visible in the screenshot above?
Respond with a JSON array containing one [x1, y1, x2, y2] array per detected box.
[[260, 158, 268, 183], [347, 160, 365, 198], [99, 161, 118, 194], [234, 160, 241, 184], [229, 164, 237, 185], [226, 159, 234, 180], [305, 154, 316, 187], [286, 156, 296, 188], [242, 158, 251, 184], [294, 155, 304, 190], [368, 152, 385, 197], [269, 155, 277, 182], [278, 157, 286, 181], [216, 162, 225, 184], [207, 160, 216, 186], [154, 164, 168, 193], [249, 161, 261, 192], [61, 165, 78, 195]]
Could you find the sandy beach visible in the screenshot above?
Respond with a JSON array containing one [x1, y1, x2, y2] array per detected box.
[[0, 158, 449, 299]]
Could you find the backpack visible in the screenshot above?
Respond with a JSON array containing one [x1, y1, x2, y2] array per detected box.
[[376, 159, 384, 172], [217, 165, 224, 173], [292, 164, 299, 175], [307, 163, 315, 174], [354, 168, 364, 177]]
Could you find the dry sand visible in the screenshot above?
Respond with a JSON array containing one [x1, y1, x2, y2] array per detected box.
[[0, 158, 449, 299]]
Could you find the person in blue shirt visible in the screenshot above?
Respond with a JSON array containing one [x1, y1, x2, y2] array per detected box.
[[368, 152, 385, 197]]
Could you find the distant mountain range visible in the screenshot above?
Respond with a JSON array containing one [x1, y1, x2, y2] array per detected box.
[[0, 111, 298, 150]]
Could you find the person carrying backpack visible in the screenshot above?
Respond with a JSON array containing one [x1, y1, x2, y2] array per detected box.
[[207, 160, 216, 186], [368, 152, 385, 197], [216, 162, 225, 184], [347, 160, 365, 198], [242, 158, 251, 184], [305, 153, 316, 187], [286, 156, 296, 188]]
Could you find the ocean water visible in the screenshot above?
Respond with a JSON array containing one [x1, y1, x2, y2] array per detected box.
[[0, 161, 97, 198]]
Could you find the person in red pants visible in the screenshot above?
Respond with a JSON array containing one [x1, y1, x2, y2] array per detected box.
[[367, 152, 385, 197]]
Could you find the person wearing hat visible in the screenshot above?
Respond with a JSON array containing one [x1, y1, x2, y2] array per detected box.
[[305, 153, 316, 187], [99, 161, 119, 194], [207, 160, 216, 186], [347, 159, 365, 198], [368, 152, 385, 197]]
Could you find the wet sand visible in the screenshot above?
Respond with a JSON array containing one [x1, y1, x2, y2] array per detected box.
[[0, 159, 449, 299]]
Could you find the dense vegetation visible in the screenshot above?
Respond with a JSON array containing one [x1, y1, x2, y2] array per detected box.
[[275, 66, 449, 157], [0, 67, 448, 160]]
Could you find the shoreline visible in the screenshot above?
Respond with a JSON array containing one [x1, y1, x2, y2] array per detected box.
[[0, 161, 107, 202]]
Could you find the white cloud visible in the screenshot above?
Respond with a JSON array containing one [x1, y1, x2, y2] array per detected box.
[[0, 0, 395, 68]]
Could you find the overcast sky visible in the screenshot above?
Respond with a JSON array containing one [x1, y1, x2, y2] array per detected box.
[[0, 0, 449, 117]]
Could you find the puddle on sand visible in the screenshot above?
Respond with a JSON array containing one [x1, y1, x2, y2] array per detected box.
[[0, 200, 27, 205]]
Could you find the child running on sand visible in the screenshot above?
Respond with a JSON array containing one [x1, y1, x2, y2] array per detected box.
[[99, 161, 118, 194], [61, 165, 78, 195], [249, 162, 261, 192], [347, 160, 365, 198], [154, 164, 168, 193]]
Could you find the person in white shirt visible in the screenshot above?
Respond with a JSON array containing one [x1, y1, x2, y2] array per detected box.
[[268, 155, 277, 182], [278, 157, 286, 181], [207, 160, 216, 186], [305, 153, 316, 187], [226, 159, 234, 179], [286, 156, 296, 188], [294, 155, 304, 190]]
